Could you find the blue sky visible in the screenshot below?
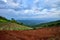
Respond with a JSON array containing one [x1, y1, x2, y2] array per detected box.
[[0, 0, 60, 20]]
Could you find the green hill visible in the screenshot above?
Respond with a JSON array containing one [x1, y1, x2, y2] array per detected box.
[[0, 16, 9, 23], [0, 16, 33, 30], [0, 16, 60, 30], [32, 20, 60, 29]]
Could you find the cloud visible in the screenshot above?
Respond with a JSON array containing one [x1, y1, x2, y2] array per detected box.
[[44, 0, 60, 8], [22, 8, 60, 18], [3, 0, 20, 8], [34, 0, 39, 3], [2, 0, 7, 2], [0, 0, 60, 20]]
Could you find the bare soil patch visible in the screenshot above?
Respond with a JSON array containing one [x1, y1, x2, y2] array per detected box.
[[0, 27, 60, 40]]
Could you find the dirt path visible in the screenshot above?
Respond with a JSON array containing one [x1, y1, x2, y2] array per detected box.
[[0, 27, 60, 40]]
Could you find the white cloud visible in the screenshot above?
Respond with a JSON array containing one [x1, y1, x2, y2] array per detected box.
[[34, 8, 60, 18], [44, 0, 60, 8], [23, 10, 30, 14], [2, 0, 20, 8], [34, 0, 39, 3], [2, 0, 7, 2], [0, 0, 60, 20], [20, 8, 60, 18]]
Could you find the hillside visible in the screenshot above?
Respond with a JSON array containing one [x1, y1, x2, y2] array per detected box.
[[0, 16, 60, 30], [0, 16, 9, 23], [0, 16, 32, 30], [0, 27, 60, 40], [0, 16, 60, 40], [17, 20, 48, 26], [32, 20, 60, 29]]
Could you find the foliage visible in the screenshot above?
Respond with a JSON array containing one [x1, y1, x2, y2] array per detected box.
[[0, 16, 10, 23], [0, 16, 33, 30], [33, 20, 60, 29]]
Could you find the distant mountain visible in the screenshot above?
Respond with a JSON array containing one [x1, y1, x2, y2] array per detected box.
[[0, 16, 60, 30], [0, 16, 32, 30], [17, 19, 59, 26], [17, 20, 50, 26]]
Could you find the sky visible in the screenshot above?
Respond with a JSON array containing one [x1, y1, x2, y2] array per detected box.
[[0, 0, 60, 20]]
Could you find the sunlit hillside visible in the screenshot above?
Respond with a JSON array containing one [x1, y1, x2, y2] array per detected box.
[[0, 16, 33, 30]]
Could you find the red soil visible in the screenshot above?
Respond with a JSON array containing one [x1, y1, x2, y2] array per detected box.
[[0, 27, 60, 40]]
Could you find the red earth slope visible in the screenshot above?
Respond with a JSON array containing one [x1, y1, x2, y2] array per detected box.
[[0, 27, 60, 40]]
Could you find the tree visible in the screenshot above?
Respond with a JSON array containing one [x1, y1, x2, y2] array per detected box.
[[11, 18, 16, 22], [11, 18, 15, 20]]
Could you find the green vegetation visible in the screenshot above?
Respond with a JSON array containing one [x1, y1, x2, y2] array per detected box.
[[0, 23, 32, 30], [0, 16, 60, 30], [33, 20, 60, 29], [0, 16, 33, 30], [0, 16, 10, 23]]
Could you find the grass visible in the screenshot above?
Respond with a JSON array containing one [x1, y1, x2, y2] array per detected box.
[[0, 22, 33, 30], [0, 26, 32, 30], [0, 16, 33, 30]]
